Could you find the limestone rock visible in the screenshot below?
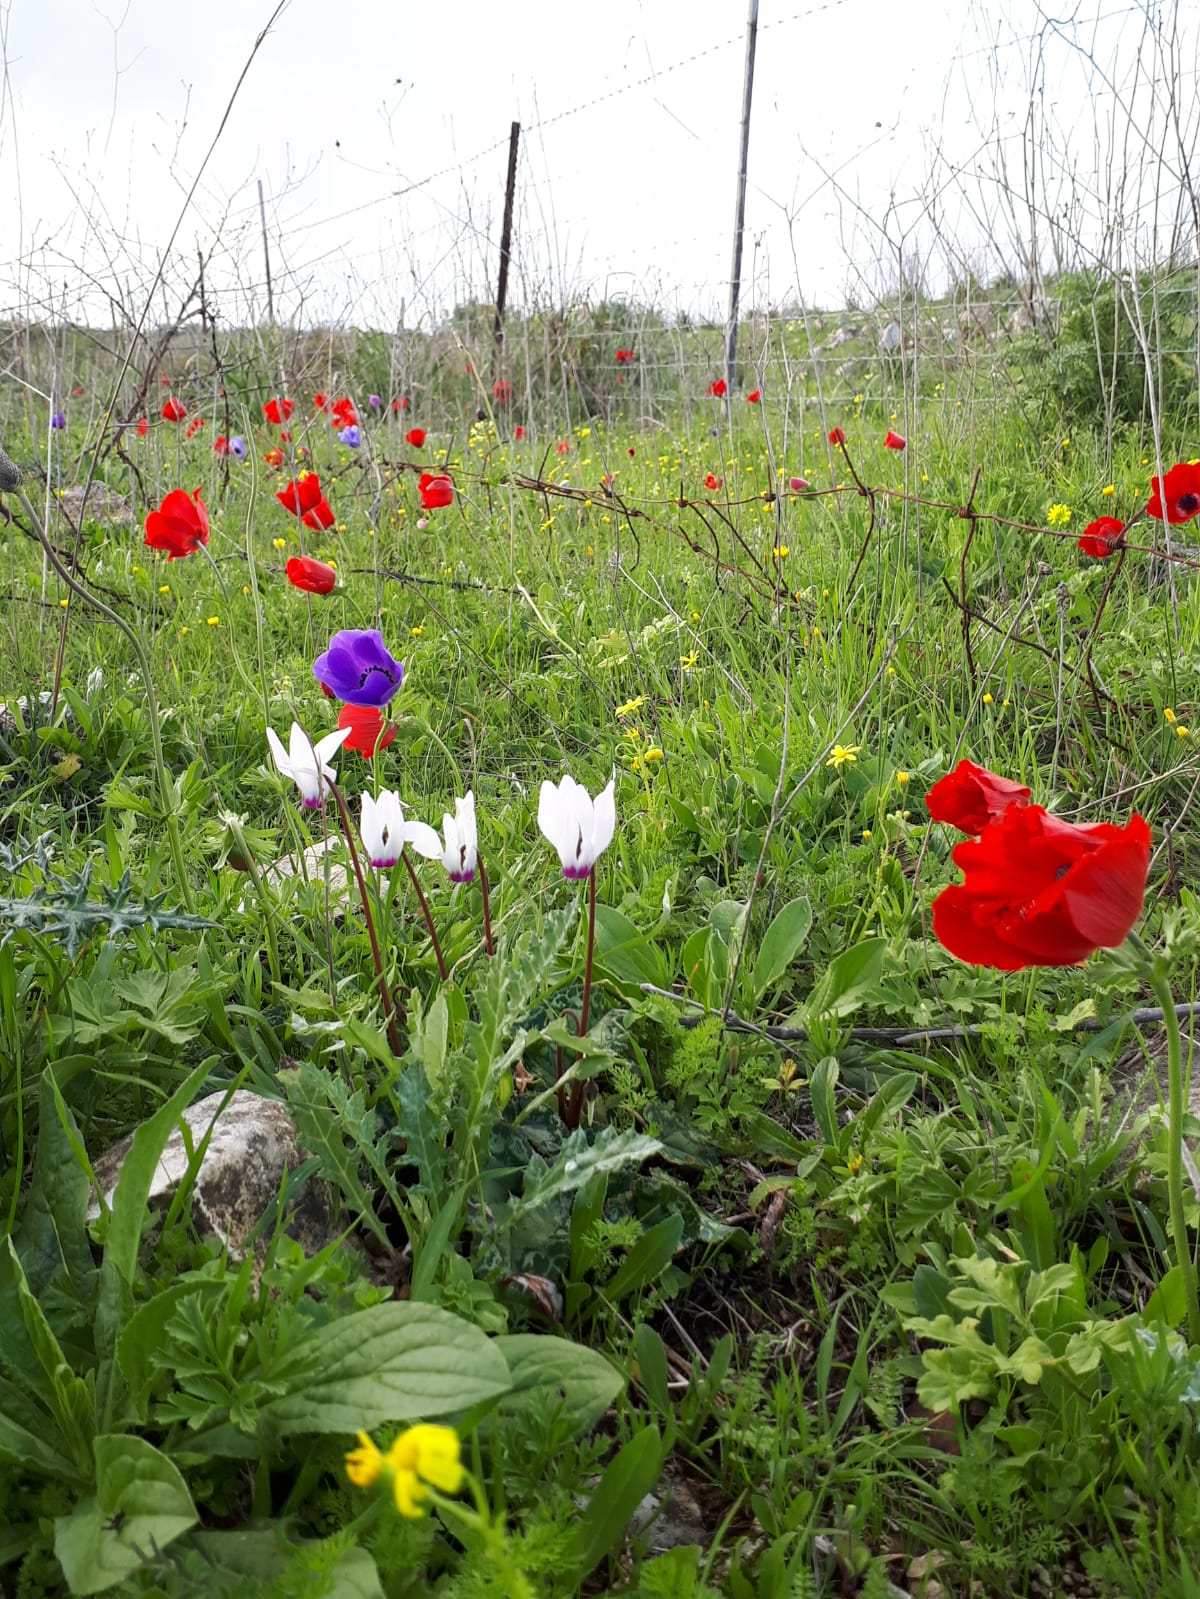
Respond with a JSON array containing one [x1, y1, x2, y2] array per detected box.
[[90, 1088, 335, 1258]]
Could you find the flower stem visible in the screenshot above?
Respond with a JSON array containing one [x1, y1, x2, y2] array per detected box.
[[478, 855, 495, 957], [330, 780, 403, 1054], [563, 869, 598, 1129], [1149, 960, 1200, 1345], [402, 851, 449, 980]]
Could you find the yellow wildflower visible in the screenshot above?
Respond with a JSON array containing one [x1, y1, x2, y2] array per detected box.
[[1046, 504, 1071, 528], [680, 651, 699, 670], [982, 692, 993, 704], [1164, 707, 1177, 724], [861, 829, 872, 841], [616, 696, 646, 718], [59, 597, 69, 608], [159, 584, 171, 594], [895, 770, 910, 786], [206, 616, 220, 627], [272, 537, 287, 550], [1101, 484, 1116, 496], [773, 544, 790, 559], [1177, 725, 1191, 739], [344, 1425, 463, 1520], [644, 747, 664, 763], [826, 744, 861, 770]]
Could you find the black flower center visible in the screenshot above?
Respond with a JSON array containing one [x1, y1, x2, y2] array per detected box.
[[1176, 492, 1200, 515], [358, 664, 398, 688]]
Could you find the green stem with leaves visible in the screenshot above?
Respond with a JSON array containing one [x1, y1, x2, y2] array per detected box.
[[1147, 958, 1200, 1345]]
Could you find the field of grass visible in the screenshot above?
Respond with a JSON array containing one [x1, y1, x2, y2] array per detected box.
[[2, 309, 1200, 1598]]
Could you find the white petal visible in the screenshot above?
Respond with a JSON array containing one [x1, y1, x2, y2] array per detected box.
[[591, 777, 616, 861], [537, 779, 567, 860], [404, 820, 442, 859], [360, 792, 385, 859], [265, 725, 291, 778], [314, 725, 353, 763]]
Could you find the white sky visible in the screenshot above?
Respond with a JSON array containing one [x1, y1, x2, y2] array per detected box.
[[0, 0, 1195, 327]]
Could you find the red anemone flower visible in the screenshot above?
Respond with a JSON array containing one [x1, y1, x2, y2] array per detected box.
[[1147, 462, 1200, 525], [313, 392, 328, 410], [514, 424, 526, 440], [286, 555, 337, 594], [135, 417, 149, 438], [926, 759, 1031, 836], [276, 473, 335, 530], [704, 472, 722, 491], [263, 397, 294, 425], [492, 378, 513, 404], [555, 439, 570, 455], [627, 446, 636, 457], [144, 488, 209, 560], [331, 398, 358, 430], [391, 395, 410, 414], [884, 430, 906, 450], [161, 396, 187, 423], [932, 802, 1150, 971], [1078, 517, 1126, 559], [71, 385, 85, 398], [615, 348, 636, 366], [264, 447, 284, 469], [708, 378, 727, 398], [185, 417, 205, 439], [405, 427, 427, 448], [418, 471, 454, 510], [213, 435, 229, 456], [746, 389, 761, 404], [828, 426, 846, 446], [338, 703, 398, 758]]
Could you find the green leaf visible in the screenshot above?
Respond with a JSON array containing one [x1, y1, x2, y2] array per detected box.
[[569, 1426, 664, 1583], [594, 905, 668, 991], [14, 1069, 94, 1300], [807, 937, 886, 1019], [183, 1530, 384, 1596], [262, 1302, 511, 1435], [116, 1282, 225, 1420], [280, 1061, 395, 1250], [749, 897, 812, 1000], [603, 1214, 684, 1303], [809, 1056, 841, 1148], [1145, 1266, 1188, 1328], [502, 1128, 661, 1233], [54, 1435, 198, 1595], [495, 1335, 624, 1436]]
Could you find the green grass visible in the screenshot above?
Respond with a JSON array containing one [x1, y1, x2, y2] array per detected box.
[[1, 343, 1200, 1598]]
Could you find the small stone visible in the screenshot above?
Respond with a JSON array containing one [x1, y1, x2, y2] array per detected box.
[[89, 1089, 336, 1260]]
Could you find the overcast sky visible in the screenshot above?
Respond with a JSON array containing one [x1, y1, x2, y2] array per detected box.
[[0, 0, 1194, 326]]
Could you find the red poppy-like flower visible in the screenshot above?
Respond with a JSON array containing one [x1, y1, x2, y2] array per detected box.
[[159, 373, 171, 386], [884, 430, 906, 450], [286, 555, 337, 594], [313, 392, 328, 410], [492, 378, 513, 404], [1147, 461, 1200, 525], [331, 397, 358, 430], [514, 425, 526, 440], [932, 802, 1150, 971], [708, 379, 727, 398], [704, 472, 722, 491], [185, 417, 205, 439], [276, 473, 335, 530], [71, 385, 85, 398], [746, 389, 761, 404], [338, 702, 397, 758], [136, 417, 149, 438], [555, 439, 570, 455], [926, 759, 1031, 836], [1078, 517, 1126, 559], [391, 395, 410, 414], [263, 397, 294, 425], [828, 426, 846, 446], [615, 348, 636, 366], [789, 476, 810, 493], [264, 447, 284, 469], [418, 471, 454, 510], [161, 396, 187, 423], [213, 435, 229, 456], [144, 487, 209, 560], [627, 446, 636, 457], [279, 429, 292, 443], [405, 428, 427, 448]]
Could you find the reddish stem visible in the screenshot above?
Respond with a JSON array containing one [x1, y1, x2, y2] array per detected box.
[[478, 855, 495, 957], [402, 850, 449, 980], [564, 869, 598, 1129], [330, 780, 402, 1054]]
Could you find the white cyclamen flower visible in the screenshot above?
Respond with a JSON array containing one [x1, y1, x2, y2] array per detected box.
[[441, 792, 478, 883], [266, 721, 351, 809], [360, 789, 441, 869], [537, 772, 616, 880]]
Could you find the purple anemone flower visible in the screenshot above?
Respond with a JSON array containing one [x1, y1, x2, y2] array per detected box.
[[368, 393, 382, 409], [313, 628, 405, 707], [339, 424, 362, 448], [50, 411, 66, 430], [229, 435, 248, 460]]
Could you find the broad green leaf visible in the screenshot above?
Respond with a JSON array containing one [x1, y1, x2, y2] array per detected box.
[[569, 1426, 664, 1582], [807, 937, 886, 1019], [503, 1128, 661, 1233], [749, 897, 812, 999], [809, 1057, 840, 1148], [15, 1069, 94, 1300], [603, 1214, 684, 1303], [495, 1335, 624, 1436], [1145, 1266, 1188, 1328], [54, 1434, 197, 1595], [594, 904, 668, 990], [632, 1324, 671, 1412], [263, 1301, 511, 1435]]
